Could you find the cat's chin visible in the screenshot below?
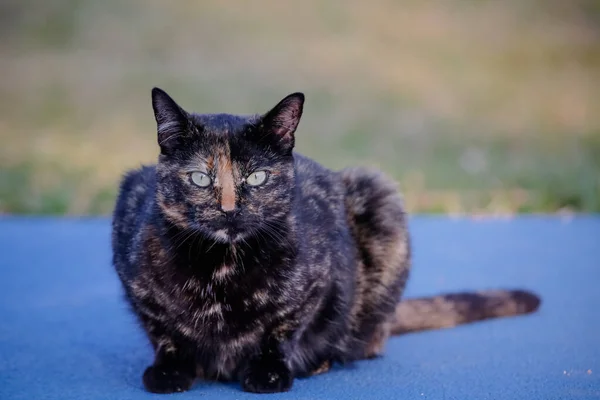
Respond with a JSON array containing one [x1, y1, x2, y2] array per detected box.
[[211, 229, 231, 243]]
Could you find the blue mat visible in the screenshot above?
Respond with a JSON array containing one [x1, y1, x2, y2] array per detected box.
[[1, 216, 598, 399]]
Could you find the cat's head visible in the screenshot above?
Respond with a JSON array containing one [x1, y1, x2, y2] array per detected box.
[[151, 88, 304, 243]]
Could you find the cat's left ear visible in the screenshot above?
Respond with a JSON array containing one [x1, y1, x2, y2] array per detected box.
[[259, 92, 304, 153]]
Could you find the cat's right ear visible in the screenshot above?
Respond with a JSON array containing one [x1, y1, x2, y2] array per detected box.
[[151, 87, 190, 154]]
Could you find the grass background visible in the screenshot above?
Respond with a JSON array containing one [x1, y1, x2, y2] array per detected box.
[[1, 0, 599, 215]]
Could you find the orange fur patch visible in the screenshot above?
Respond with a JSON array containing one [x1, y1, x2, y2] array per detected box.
[[218, 149, 236, 212]]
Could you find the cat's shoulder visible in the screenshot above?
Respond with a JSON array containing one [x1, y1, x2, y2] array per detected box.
[[117, 165, 156, 193], [292, 152, 333, 179]]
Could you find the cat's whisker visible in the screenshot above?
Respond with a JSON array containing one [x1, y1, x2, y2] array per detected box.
[[173, 228, 197, 251], [260, 221, 293, 248], [205, 237, 219, 253]]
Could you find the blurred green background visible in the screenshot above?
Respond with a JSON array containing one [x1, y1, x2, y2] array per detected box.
[[1, 0, 599, 215]]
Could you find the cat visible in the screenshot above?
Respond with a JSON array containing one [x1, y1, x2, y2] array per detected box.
[[111, 88, 541, 394]]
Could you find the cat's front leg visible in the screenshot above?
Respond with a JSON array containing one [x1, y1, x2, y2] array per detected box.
[[241, 283, 325, 393], [143, 344, 196, 393], [241, 334, 294, 393], [140, 317, 197, 393]]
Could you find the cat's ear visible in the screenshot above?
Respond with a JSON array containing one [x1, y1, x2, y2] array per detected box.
[[260, 92, 304, 153], [151, 87, 190, 154]]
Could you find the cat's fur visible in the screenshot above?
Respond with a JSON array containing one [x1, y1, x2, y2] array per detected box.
[[111, 88, 541, 394]]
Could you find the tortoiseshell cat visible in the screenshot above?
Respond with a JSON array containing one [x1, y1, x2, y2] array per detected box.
[[112, 88, 540, 394]]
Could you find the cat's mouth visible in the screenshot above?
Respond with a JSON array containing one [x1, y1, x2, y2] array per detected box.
[[210, 226, 257, 244], [210, 224, 247, 243], [207, 217, 263, 244]]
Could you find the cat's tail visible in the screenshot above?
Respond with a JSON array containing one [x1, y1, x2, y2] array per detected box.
[[391, 289, 541, 335]]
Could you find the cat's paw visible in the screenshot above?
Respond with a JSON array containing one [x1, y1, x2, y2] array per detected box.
[[242, 359, 293, 393], [142, 365, 195, 394]]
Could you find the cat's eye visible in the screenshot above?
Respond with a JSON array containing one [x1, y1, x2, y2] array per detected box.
[[190, 171, 212, 187], [246, 171, 268, 186]]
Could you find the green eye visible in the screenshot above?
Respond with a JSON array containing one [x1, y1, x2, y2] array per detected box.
[[190, 171, 211, 187], [246, 170, 267, 186]]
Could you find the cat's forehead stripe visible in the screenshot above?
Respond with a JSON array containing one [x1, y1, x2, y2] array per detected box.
[[217, 144, 236, 212]]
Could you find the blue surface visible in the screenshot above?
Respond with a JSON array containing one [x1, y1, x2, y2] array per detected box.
[[1, 216, 599, 399]]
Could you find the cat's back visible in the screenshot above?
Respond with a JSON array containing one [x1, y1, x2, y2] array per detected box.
[[292, 152, 356, 274], [112, 165, 156, 279]]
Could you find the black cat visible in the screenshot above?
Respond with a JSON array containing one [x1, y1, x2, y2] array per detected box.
[[111, 88, 540, 393]]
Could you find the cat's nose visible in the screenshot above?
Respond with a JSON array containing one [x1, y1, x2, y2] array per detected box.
[[220, 207, 240, 217]]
